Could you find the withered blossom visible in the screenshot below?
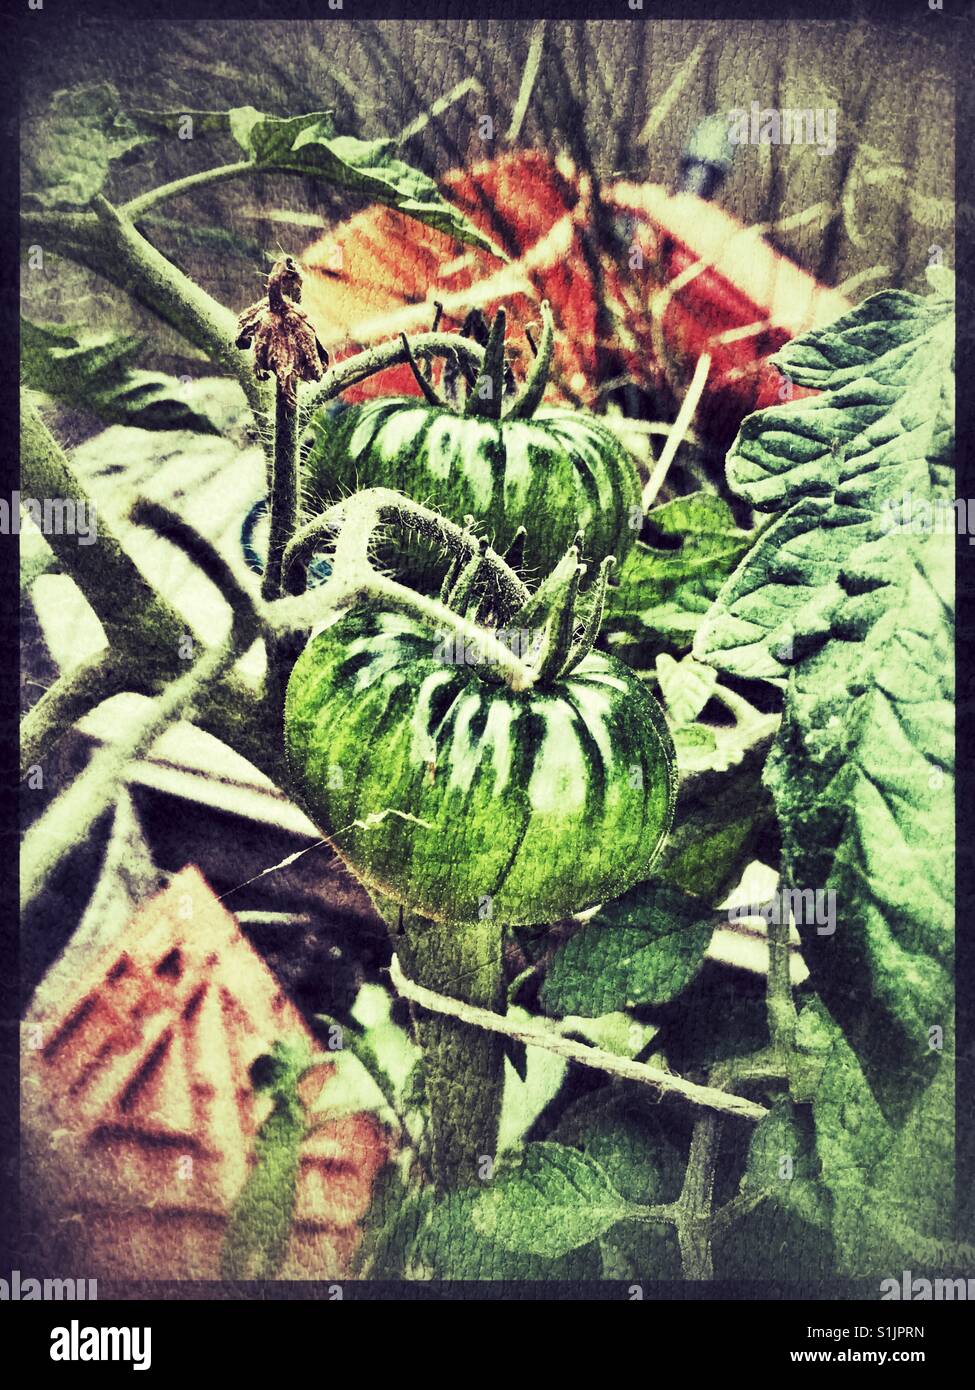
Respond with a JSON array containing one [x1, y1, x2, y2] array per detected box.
[[236, 256, 329, 403]]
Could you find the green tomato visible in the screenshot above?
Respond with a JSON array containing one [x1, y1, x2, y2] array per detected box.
[[302, 399, 640, 584], [284, 606, 677, 927]]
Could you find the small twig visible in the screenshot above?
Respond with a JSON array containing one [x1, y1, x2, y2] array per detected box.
[[640, 352, 712, 513], [389, 955, 768, 1123], [506, 21, 547, 143]]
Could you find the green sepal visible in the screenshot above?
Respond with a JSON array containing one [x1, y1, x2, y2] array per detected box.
[[400, 331, 449, 409], [562, 554, 615, 676], [533, 561, 585, 684], [465, 308, 507, 420], [509, 540, 581, 633], [505, 300, 554, 421]]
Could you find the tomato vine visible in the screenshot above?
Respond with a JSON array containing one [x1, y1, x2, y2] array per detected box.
[[19, 87, 959, 1284]]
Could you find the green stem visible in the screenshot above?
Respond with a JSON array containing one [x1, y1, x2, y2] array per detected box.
[[298, 333, 485, 430], [122, 160, 255, 220], [766, 908, 798, 1056], [22, 200, 273, 453], [21, 638, 238, 910], [263, 381, 299, 602], [673, 1111, 721, 1281], [20, 653, 130, 779], [20, 394, 185, 669], [20, 394, 282, 784], [391, 903, 505, 1193]]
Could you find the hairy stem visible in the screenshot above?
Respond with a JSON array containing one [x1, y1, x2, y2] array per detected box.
[[673, 1111, 721, 1280], [22, 201, 273, 454], [21, 394, 186, 668], [20, 395, 281, 783], [20, 653, 130, 779], [21, 639, 239, 910], [389, 912, 505, 1193], [264, 381, 300, 603]]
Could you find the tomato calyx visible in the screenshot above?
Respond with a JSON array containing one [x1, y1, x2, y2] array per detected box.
[[399, 299, 556, 424], [438, 527, 616, 689]]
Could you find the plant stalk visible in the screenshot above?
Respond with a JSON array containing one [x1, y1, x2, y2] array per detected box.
[[382, 901, 505, 1193]]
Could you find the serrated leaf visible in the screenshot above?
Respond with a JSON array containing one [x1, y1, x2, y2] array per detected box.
[[23, 83, 150, 209], [766, 530, 953, 1116], [224, 108, 505, 260], [471, 1142, 633, 1258], [540, 881, 714, 1017], [695, 283, 954, 1119], [21, 318, 221, 434], [695, 284, 954, 682]]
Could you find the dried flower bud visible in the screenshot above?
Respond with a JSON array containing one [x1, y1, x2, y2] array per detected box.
[[236, 256, 329, 403]]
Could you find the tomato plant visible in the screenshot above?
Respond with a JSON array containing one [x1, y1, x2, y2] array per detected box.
[[18, 78, 959, 1295]]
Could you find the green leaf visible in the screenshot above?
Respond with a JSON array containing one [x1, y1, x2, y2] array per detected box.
[[23, 83, 150, 209], [740, 1097, 831, 1230], [541, 880, 714, 1017], [655, 653, 717, 725], [412, 1186, 602, 1279], [21, 318, 221, 434], [471, 1142, 634, 1259], [711, 1096, 837, 1280], [605, 493, 753, 661], [548, 1092, 684, 1279], [766, 530, 953, 1116], [695, 284, 954, 683], [225, 108, 506, 260], [695, 282, 954, 1118], [220, 1038, 314, 1280], [790, 999, 954, 1275]]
